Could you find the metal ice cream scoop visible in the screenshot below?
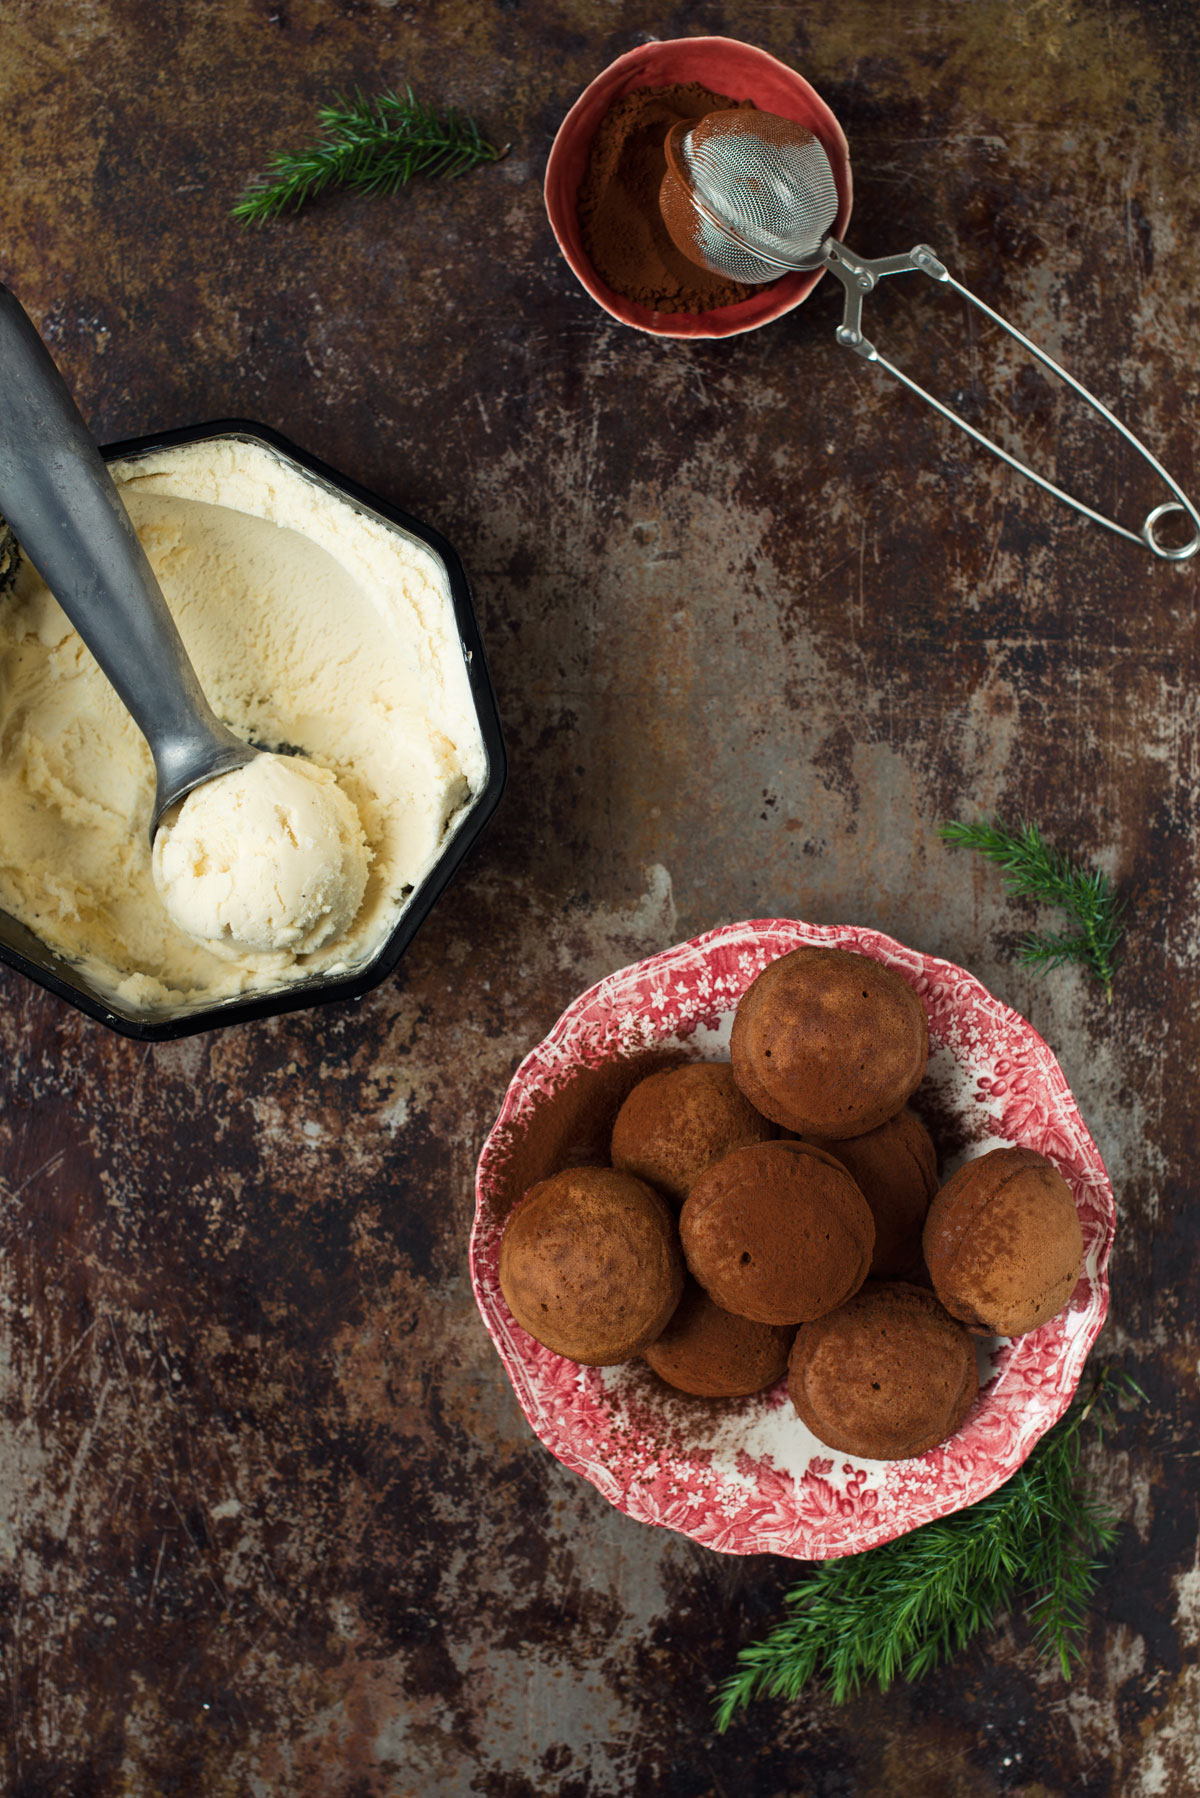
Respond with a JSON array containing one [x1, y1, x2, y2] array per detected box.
[[0, 285, 259, 836], [660, 111, 1200, 561]]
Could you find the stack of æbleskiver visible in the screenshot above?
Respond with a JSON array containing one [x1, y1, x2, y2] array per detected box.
[[499, 946, 1085, 1462]]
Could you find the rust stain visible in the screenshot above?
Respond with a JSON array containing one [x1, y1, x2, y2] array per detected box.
[[2, 0, 1200, 1792]]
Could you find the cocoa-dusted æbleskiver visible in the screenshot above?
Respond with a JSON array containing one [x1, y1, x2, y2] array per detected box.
[[680, 1139, 874, 1326], [499, 1166, 683, 1366], [813, 1106, 938, 1279], [611, 1061, 777, 1209], [789, 1282, 978, 1461], [643, 1278, 795, 1398], [731, 945, 929, 1138], [922, 1145, 1084, 1338]]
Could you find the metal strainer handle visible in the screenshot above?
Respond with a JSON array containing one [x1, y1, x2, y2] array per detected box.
[[822, 241, 1200, 561]]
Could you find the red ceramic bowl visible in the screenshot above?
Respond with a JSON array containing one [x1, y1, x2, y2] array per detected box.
[[471, 919, 1115, 1559], [544, 36, 853, 340]]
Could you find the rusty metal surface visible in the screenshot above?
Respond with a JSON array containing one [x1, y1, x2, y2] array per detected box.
[[2, 1, 1199, 1792]]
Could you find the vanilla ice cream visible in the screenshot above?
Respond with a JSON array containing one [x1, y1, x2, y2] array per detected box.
[[152, 753, 371, 959], [0, 435, 488, 1014]]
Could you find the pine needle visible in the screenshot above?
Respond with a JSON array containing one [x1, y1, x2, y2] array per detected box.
[[714, 1369, 1141, 1731], [232, 86, 505, 226], [940, 816, 1125, 1000]]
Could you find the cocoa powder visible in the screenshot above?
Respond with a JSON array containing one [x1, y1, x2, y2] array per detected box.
[[577, 81, 772, 315], [488, 1048, 687, 1224]]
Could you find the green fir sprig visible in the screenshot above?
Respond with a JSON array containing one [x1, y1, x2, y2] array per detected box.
[[941, 817, 1125, 1000], [232, 86, 505, 226], [715, 1370, 1139, 1730]]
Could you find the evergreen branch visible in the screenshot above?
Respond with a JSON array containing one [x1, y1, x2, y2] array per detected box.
[[940, 817, 1125, 1000], [232, 86, 505, 225], [714, 1370, 1139, 1731]]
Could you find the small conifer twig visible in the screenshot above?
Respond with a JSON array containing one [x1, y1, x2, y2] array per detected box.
[[232, 86, 506, 226], [714, 1369, 1141, 1730], [940, 816, 1125, 1000]]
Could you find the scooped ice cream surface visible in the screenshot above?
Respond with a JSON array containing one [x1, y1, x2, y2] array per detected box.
[[152, 755, 370, 959], [0, 435, 487, 1014]]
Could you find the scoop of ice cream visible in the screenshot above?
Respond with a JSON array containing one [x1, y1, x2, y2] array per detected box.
[[152, 753, 370, 958]]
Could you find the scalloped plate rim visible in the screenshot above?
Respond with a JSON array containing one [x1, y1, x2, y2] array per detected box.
[[470, 917, 1114, 1559]]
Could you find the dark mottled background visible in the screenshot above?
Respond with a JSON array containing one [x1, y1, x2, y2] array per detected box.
[[2, 1, 1199, 1793]]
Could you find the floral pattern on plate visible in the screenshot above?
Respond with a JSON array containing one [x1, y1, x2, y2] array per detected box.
[[470, 919, 1114, 1559]]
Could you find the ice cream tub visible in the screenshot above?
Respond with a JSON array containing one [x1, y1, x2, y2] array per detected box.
[[0, 420, 506, 1040]]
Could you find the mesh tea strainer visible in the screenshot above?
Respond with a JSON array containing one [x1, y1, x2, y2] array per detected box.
[[660, 110, 1198, 561]]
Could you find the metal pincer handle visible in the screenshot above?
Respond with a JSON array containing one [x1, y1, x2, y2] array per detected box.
[[822, 241, 1200, 562]]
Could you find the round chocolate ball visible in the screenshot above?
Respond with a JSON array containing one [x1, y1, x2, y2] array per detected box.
[[611, 1061, 777, 1208], [680, 1140, 874, 1326], [499, 1166, 684, 1366], [789, 1282, 978, 1460], [730, 946, 929, 1138], [922, 1145, 1084, 1337], [813, 1107, 938, 1278], [643, 1279, 795, 1398]]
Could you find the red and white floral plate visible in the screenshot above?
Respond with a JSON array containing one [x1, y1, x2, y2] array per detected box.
[[470, 919, 1115, 1560]]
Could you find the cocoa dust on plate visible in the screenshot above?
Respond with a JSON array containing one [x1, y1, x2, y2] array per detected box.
[[577, 81, 776, 315], [487, 1049, 686, 1224]]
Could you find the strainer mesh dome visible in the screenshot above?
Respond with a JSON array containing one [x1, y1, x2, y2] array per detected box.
[[682, 112, 839, 282]]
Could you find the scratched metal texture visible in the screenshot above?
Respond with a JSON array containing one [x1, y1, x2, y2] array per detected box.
[[1, 1, 1198, 1793]]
